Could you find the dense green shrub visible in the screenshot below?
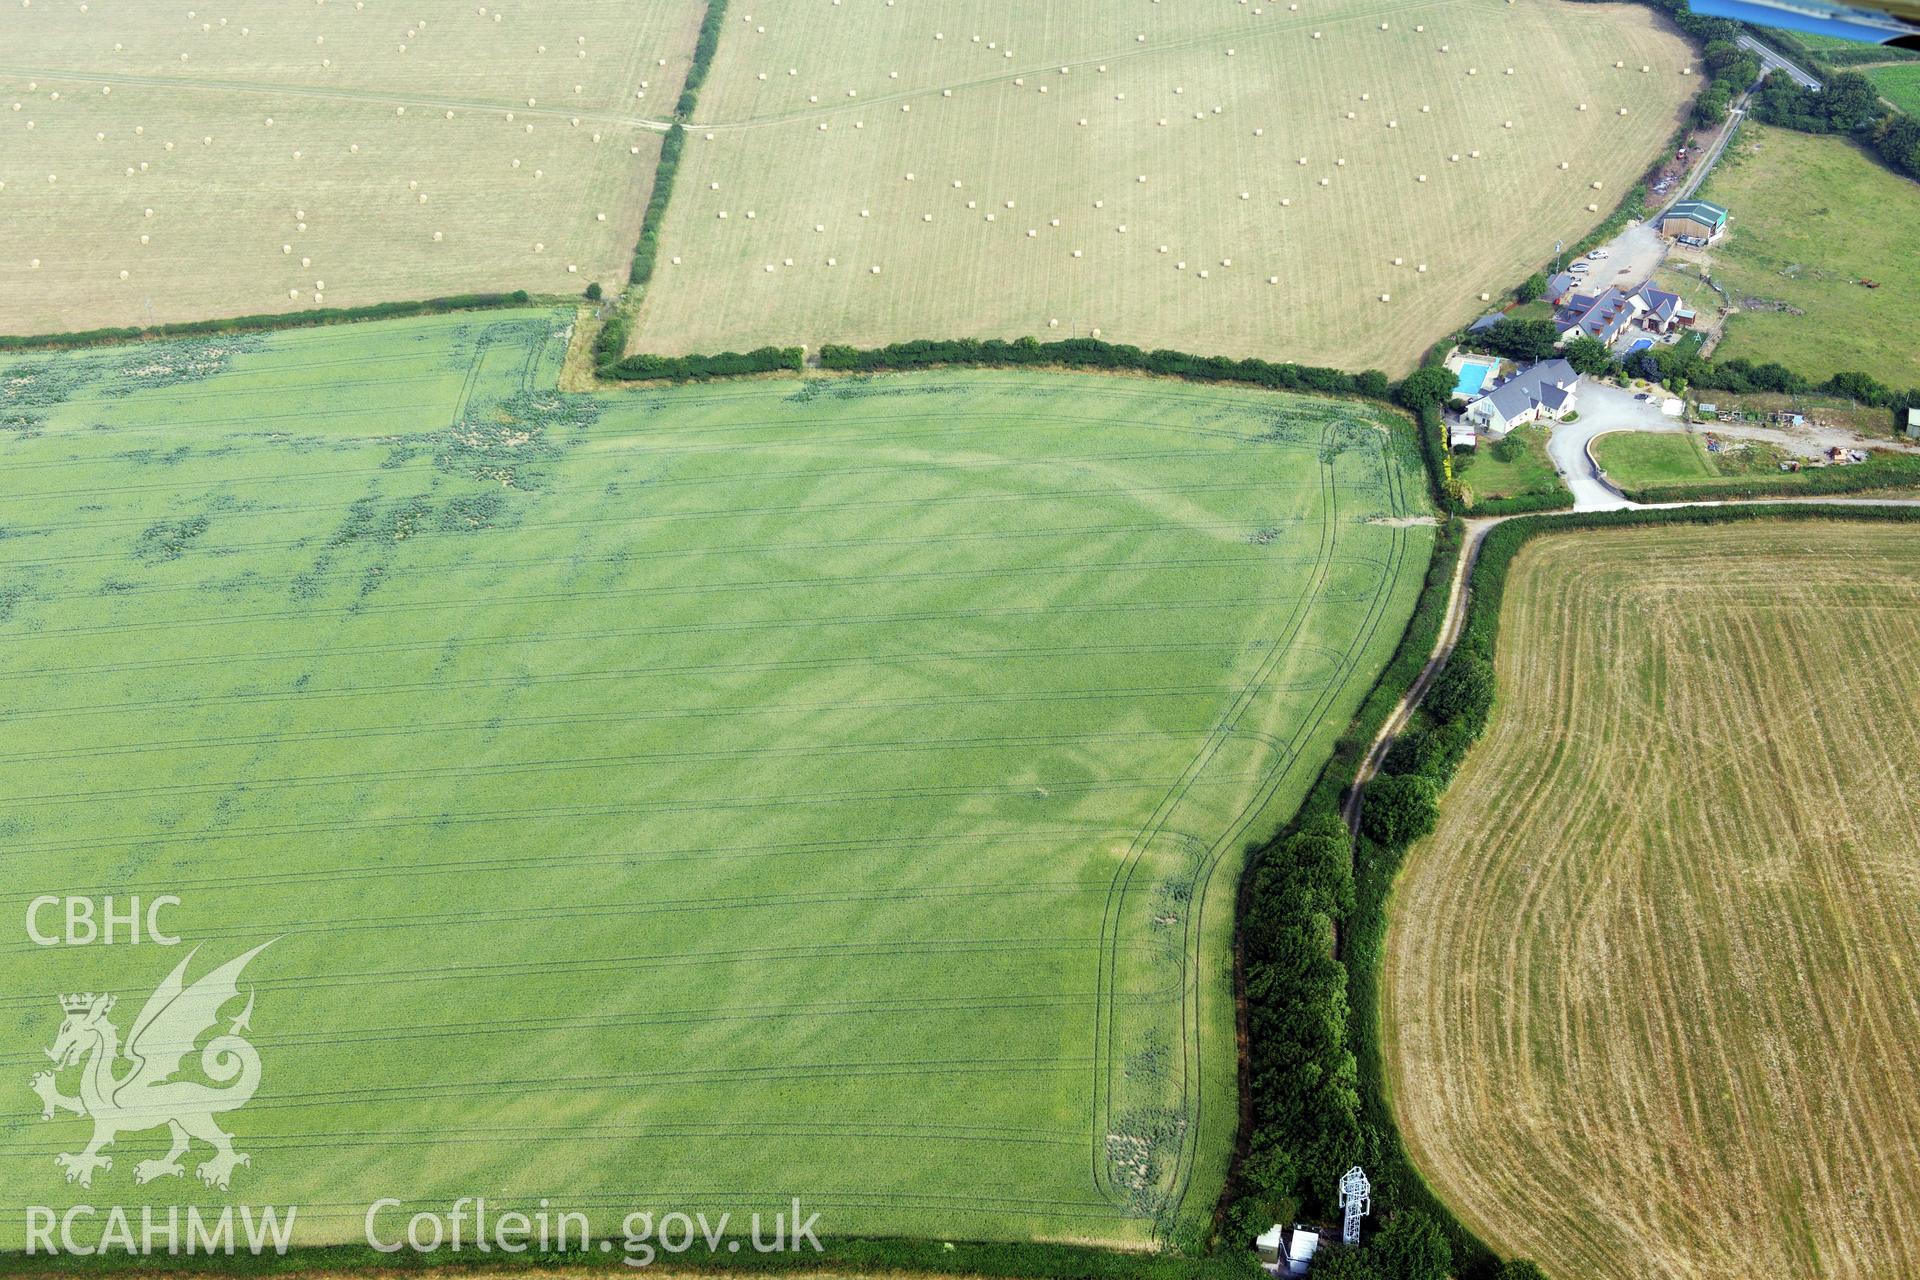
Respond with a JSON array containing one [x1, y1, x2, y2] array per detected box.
[[1423, 653, 1493, 727], [1462, 319, 1559, 363], [1358, 776, 1438, 849], [604, 346, 803, 381]]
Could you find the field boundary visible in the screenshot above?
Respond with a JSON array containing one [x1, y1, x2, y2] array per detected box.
[[0, 292, 539, 354]]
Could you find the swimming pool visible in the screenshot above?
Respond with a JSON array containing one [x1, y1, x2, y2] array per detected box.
[[1454, 358, 1498, 398]]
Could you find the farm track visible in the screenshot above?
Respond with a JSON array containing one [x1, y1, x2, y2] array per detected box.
[[1374, 522, 1920, 1278]]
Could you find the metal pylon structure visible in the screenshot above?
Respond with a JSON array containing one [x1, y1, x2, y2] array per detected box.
[[1337, 1166, 1371, 1245]]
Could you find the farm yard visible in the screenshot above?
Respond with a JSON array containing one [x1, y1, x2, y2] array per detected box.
[[627, 0, 1695, 373], [1382, 523, 1920, 1280], [0, 2, 704, 335], [0, 309, 1432, 1247], [1691, 124, 1920, 388]]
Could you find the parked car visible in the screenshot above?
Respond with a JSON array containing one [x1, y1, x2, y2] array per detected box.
[[1568, 261, 1591, 274], [1589, 248, 1610, 260]]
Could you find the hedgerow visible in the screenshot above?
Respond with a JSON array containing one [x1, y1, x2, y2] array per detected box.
[[602, 346, 804, 382], [0, 292, 533, 353]]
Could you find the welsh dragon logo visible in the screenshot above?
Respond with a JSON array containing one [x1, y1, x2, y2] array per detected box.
[[30, 942, 272, 1191]]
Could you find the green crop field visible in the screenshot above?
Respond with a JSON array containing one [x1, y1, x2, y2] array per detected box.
[[1697, 124, 1920, 388], [1383, 523, 1920, 1280], [1866, 62, 1920, 115], [0, 2, 704, 336], [627, 0, 1693, 373], [0, 309, 1431, 1248]]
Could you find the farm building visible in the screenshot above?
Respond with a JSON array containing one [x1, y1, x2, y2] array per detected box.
[[1464, 359, 1580, 434], [1543, 271, 1580, 306], [1467, 313, 1506, 335], [1658, 199, 1729, 243]]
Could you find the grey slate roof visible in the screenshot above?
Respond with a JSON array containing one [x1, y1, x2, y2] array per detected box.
[[1467, 313, 1505, 333], [1476, 359, 1579, 422]]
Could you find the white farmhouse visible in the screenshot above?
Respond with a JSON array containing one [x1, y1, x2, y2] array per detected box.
[[1463, 359, 1580, 435]]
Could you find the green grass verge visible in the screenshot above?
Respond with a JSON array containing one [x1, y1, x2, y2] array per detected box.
[[1593, 430, 1920, 500], [0, 309, 1434, 1258]]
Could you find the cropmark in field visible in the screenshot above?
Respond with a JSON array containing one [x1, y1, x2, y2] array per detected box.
[[630, 0, 1694, 373], [0, 310, 1432, 1247], [0, 1, 704, 335], [1384, 523, 1920, 1280]]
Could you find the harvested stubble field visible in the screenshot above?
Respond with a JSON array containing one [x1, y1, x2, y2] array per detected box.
[[628, 0, 1694, 373], [0, 1, 704, 335], [0, 310, 1431, 1246], [1383, 523, 1920, 1279]]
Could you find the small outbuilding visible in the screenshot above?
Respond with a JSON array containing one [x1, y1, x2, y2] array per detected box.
[[1907, 407, 1920, 440], [1285, 1228, 1321, 1276]]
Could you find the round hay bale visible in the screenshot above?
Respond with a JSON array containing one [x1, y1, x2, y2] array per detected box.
[[433, 230, 444, 241]]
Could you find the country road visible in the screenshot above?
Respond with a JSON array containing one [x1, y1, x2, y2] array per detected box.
[[1341, 494, 1920, 836], [1737, 32, 1823, 92]]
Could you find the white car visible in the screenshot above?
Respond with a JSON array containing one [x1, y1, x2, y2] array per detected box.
[[1568, 261, 1591, 274], [1588, 248, 1610, 260]]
